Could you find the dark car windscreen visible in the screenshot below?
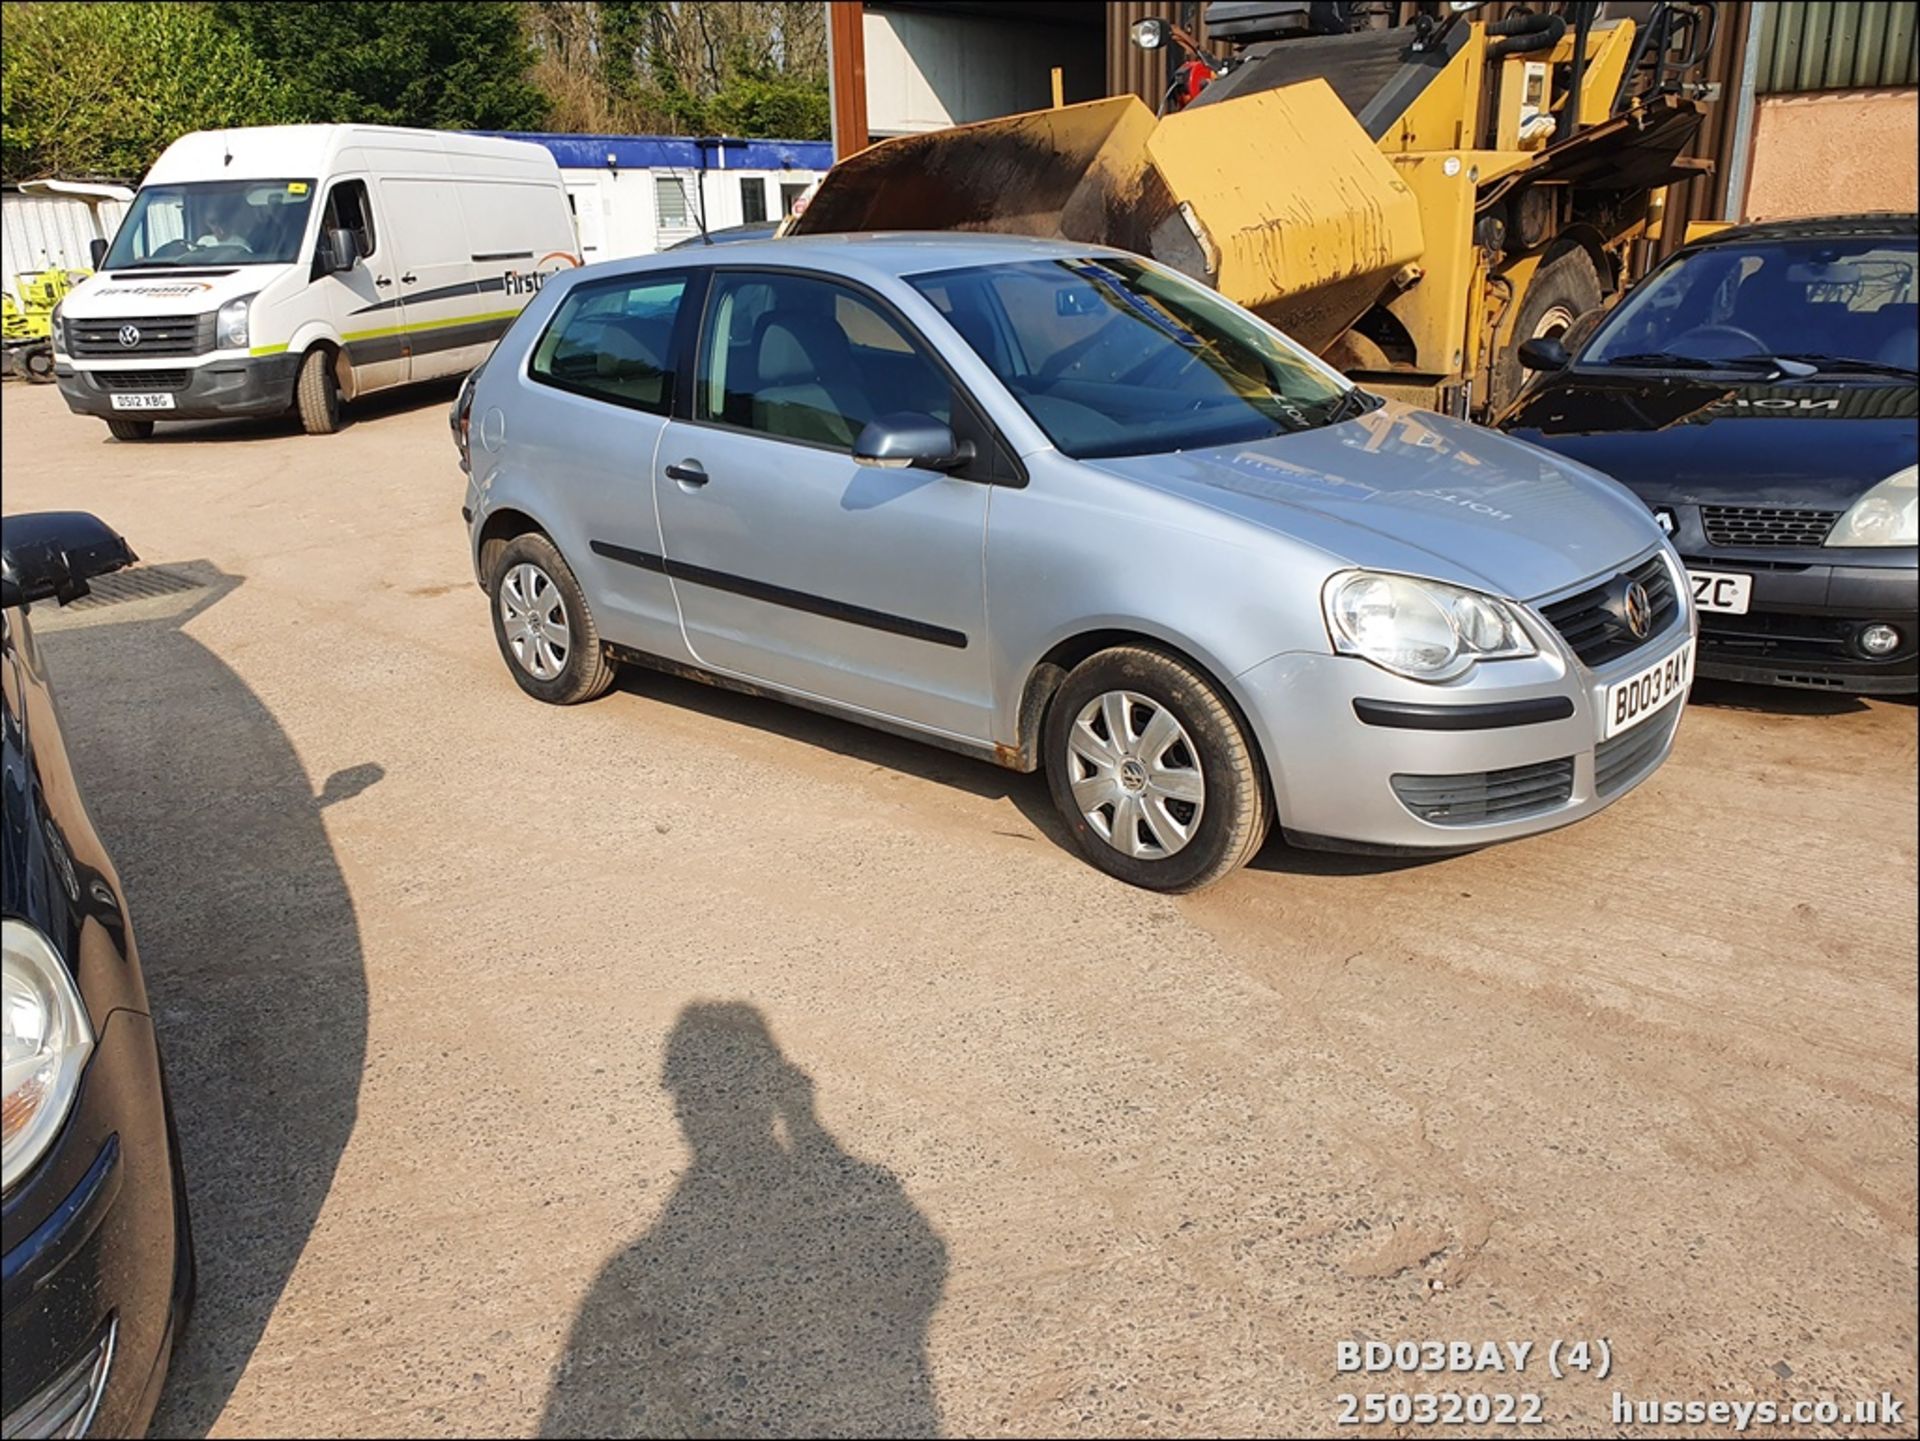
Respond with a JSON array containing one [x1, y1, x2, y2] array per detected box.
[[908, 257, 1356, 459], [102, 179, 318, 268], [1584, 235, 1919, 371]]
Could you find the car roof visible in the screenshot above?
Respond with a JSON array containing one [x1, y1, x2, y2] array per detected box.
[[1684, 212, 1919, 252], [581, 231, 1123, 286]]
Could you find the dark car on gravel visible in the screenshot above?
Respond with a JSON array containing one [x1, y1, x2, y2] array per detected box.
[[2, 513, 193, 1438], [1502, 214, 1917, 695]]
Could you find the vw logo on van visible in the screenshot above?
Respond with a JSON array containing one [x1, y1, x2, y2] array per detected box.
[[118, 325, 142, 348]]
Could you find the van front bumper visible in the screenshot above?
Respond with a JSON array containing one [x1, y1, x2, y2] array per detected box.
[[1238, 610, 1694, 854], [55, 353, 301, 421]]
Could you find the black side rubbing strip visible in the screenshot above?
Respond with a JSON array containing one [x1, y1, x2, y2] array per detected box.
[[472, 250, 534, 262], [1352, 696, 1576, 730], [590, 541, 968, 649]]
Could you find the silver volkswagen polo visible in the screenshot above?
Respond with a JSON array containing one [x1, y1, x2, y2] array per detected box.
[[457, 234, 1694, 890]]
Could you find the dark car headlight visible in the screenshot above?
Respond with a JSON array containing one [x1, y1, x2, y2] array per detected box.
[[2, 919, 94, 1191]]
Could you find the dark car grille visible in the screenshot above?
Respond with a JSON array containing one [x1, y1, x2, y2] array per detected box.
[[1538, 555, 1679, 669], [1594, 705, 1680, 797], [68, 313, 213, 358], [1391, 757, 1574, 825], [1701, 505, 1840, 548], [91, 368, 192, 392]]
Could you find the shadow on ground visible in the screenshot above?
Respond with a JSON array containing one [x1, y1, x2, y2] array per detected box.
[[541, 1002, 947, 1439], [32, 566, 369, 1437], [92, 374, 464, 446]]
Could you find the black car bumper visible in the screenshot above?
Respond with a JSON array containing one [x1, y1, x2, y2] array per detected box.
[[2, 1011, 186, 1440], [55, 353, 301, 422], [1676, 549, 1917, 693]]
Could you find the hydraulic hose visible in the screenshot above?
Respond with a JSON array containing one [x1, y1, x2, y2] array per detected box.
[[1486, 11, 1568, 60]]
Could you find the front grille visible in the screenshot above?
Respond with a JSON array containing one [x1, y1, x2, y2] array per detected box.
[[0, 1319, 114, 1439], [1702, 505, 1839, 548], [1391, 757, 1574, 825], [1594, 705, 1680, 796], [1538, 555, 1679, 669], [68, 313, 212, 358], [91, 368, 192, 392]]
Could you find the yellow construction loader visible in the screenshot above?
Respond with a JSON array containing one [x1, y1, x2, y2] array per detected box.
[[789, 0, 1720, 418]]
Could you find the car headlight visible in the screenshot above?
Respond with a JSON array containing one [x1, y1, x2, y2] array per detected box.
[[216, 295, 253, 350], [3, 919, 94, 1191], [1323, 570, 1536, 681], [1827, 465, 1917, 548]]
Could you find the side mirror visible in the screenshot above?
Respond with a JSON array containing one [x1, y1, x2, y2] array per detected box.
[[326, 227, 361, 272], [853, 414, 975, 472], [88, 238, 109, 269], [1, 512, 138, 609], [1517, 335, 1571, 372]]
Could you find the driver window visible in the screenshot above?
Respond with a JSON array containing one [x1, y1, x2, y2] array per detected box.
[[697, 272, 949, 450], [321, 180, 376, 261]]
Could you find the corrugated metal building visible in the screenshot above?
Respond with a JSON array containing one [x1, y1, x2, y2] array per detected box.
[[1, 189, 129, 294]]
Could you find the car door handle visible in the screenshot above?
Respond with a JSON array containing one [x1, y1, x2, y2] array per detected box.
[[665, 462, 708, 487], [374, 276, 393, 288], [400, 272, 419, 284]]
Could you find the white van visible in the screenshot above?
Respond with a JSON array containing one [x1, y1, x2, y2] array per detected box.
[[52, 125, 579, 438]]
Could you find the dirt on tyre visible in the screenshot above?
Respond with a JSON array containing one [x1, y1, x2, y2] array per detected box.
[[1490, 247, 1604, 414], [106, 417, 154, 441], [296, 347, 342, 434], [1044, 644, 1270, 891], [488, 532, 617, 705]]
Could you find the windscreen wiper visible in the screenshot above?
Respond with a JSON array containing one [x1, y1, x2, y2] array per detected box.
[[1749, 352, 1919, 379], [1598, 352, 1785, 372]]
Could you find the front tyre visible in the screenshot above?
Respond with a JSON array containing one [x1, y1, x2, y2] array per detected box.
[[1044, 645, 1270, 891], [295, 347, 342, 434], [106, 417, 154, 441], [488, 532, 617, 705]]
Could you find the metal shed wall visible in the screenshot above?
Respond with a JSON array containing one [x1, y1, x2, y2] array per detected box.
[[1757, 2, 1919, 93], [1, 192, 127, 293]]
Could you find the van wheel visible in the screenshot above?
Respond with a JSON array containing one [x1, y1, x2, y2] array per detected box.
[[106, 418, 154, 441], [488, 533, 617, 704], [1043, 645, 1270, 892], [295, 348, 342, 434]]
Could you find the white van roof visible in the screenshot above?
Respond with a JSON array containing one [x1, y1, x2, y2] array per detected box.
[[143, 126, 560, 186]]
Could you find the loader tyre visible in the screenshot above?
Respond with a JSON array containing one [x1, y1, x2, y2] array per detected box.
[[296, 347, 342, 434], [1492, 247, 1603, 414]]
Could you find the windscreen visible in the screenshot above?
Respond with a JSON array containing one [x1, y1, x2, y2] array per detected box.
[[1585, 236, 1919, 371], [102, 179, 318, 268], [909, 257, 1357, 459]]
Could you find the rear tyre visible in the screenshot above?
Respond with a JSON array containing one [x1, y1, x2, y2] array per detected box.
[[295, 347, 342, 435], [488, 532, 617, 705], [1044, 645, 1270, 891], [1492, 247, 1604, 414], [106, 418, 155, 441]]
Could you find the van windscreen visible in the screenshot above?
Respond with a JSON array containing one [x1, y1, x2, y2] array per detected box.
[[103, 179, 318, 268]]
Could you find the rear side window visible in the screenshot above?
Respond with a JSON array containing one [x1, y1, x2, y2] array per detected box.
[[529, 273, 690, 415]]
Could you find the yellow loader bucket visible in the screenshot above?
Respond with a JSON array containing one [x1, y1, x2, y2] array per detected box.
[[792, 85, 1423, 353]]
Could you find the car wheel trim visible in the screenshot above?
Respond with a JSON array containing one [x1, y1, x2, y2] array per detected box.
[[500, 562, 570, 680], [1067, 690, 1205, 860]]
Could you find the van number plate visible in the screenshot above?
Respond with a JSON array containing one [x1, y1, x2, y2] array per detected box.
[[109, 393, 175, 411], [1601, 639, 1693, 740]]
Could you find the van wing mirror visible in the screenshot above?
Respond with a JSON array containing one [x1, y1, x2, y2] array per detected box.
[[852, 414, 975, 472], [326, 227, 361, 272], [88, 237, 109, 270], [1, 512, 138, 609]]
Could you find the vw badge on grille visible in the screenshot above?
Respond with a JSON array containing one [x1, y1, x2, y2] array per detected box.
[[1622, 580, 1653, 639], [118, 324, 141, 348]]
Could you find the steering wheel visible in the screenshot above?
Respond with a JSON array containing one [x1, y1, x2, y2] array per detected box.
[[150, 239, 190, 259], [1669, 323, 1769, 358]]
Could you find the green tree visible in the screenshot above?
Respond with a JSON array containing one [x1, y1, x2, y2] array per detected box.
[[1, 1, 289, 182], [213, 1, 548, 132]]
